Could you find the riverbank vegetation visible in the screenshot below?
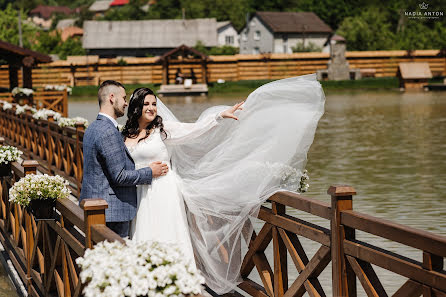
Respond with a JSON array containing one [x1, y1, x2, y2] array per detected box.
[[69, 77, 415, 100]]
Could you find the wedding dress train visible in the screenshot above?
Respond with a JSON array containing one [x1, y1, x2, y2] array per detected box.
[[130, 74, 325, 294]]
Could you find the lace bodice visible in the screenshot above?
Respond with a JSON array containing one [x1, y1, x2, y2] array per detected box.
[[127, 129, 170, 169], [126, 114, 222, 169]]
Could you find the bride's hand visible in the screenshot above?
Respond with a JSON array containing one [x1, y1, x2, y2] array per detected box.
[[221, 101, 244, 120]]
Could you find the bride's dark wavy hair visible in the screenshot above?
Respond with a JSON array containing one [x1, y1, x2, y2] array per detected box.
[[122, 87, 167, 142]]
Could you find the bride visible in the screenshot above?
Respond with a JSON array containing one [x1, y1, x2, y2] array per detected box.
[[123, 74, 325, 294]]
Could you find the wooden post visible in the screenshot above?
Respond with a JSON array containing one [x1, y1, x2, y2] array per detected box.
[[272, 202, 287, 296], [74, 122, 84, 197], [80, 199, 108, 249], [8, 64, 19, 90], [62, 90, 68, 117], [22, 160, 38, 295], [422, 252, 443, 296], [22, 66, 33, 89], [22, 160, 38, 175], [329, 185, 357, 297], [0, 137, 4, 145]]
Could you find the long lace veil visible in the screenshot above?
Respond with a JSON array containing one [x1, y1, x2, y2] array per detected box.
[[157, 74, 325, 294]]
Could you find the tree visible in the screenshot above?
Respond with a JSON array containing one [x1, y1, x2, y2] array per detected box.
[[0, 4, 37, 49], [337, 7, 395, 51]]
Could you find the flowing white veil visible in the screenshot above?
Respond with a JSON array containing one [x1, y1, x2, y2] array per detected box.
[[157, 74, 325, 294]]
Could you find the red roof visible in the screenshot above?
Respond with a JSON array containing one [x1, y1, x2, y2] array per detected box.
[[110, 0, 129, 6], [29, 5, 72, 19]]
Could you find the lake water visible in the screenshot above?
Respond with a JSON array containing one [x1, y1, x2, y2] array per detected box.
[[3, 88, 443, 296], [67, 88, 446, 296]]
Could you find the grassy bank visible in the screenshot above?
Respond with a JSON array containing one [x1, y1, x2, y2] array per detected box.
[[70, 77, 439, 100]]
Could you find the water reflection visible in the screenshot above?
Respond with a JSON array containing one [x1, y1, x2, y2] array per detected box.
[[68, 89, 446, 296]]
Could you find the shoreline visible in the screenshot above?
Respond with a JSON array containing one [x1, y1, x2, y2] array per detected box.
[[69, 77, 445, 101]]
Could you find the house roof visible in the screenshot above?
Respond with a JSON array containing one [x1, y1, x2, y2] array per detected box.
[[157, 44, 210, 62], [254, 12, 332, 34], [29, 5, 72, 20], [217, 21, 231, 29], [83, 19, 218, 49], [110, 0, 129, 6], [89, 0, 113, 12], [0, 40, 52, 64], [56, 19, 76, 30], [399, 62, 432, 79], [60, 26, 84, 41]]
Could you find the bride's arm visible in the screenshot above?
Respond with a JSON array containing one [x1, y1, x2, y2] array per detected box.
[[164, 102, 243, 144]]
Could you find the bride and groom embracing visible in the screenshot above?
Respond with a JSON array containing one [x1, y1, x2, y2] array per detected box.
[[80, 75, 325, 294]]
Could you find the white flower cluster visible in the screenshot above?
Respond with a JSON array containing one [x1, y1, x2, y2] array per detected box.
[[76, 240, 205, 297], [2, 101, 13, 110], [32, 108, 62, 121], [264, 162, 310, 193], [15, 104, 37, 115], [11, 87, 34, 96], [117, 124, 124, 132], [299, 169, 310, 193], [44, 84, 73, 95], [58, 116, 89, 128], [9, 173, 71, 207], [0, 146, 23, 164]]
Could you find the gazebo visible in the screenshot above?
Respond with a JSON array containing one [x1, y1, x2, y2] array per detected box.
[[156, 44, 210, 96], [0, 40, 52, 90]]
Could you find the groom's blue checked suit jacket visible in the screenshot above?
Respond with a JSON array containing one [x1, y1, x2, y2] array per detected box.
[[80, 114, 152, 222]]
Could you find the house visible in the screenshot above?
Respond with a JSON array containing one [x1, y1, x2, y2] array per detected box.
[[89, 0, 113, 17], [83, 19, 219, 57], [28, 5, 73, 29], [217, 21, 239, 48], [239, 12, 332, 54]]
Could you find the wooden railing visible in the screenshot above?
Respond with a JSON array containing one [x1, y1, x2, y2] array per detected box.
[[238, 187, 446, 297], [1, 103, 445, 296], [0, 153, 124, 296], [0, 90, 68, 117], [0, 102, 83, 198]]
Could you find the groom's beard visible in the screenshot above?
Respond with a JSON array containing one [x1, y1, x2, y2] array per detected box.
[[113, 104, 125, 118]]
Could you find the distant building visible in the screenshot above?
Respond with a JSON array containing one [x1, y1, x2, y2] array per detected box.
[[89, 0, 113, 17], [56, 19, 76, 30], [239, 12, 332, 54], [83, 18, 220, 57], [28, 5, 73, 29], [217, 21, 239, 48], [56, 19, 83, 41]]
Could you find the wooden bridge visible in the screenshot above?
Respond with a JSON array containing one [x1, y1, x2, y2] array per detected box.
[[0, 101, 445, 297]]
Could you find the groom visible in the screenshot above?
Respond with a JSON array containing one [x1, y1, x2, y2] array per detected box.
[[80, 80, 168, 237]]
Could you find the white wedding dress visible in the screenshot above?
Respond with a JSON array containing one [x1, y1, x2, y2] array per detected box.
[[128, 114, 224, 267], [128, 74, 325, 294]]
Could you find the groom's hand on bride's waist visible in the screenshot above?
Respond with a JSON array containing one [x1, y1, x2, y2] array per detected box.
[[149, 161, 169, 178]]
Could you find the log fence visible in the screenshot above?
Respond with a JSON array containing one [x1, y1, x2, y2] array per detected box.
[[0, 50, 444, 89], [0, 105, 445, 297]]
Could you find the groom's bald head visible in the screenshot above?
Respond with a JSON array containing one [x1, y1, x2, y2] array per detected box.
[[98, 80, 125, 107]]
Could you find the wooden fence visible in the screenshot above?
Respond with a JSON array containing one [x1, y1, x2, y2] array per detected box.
[[0, 50, 444, 88], [0, 102, 83, 198], [0, 90, 68, 117], [0, 105, 445, 297], [0, 150, 123, 296]]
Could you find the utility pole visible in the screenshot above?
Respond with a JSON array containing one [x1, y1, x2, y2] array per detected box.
[[18, 9, 23, 47]]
